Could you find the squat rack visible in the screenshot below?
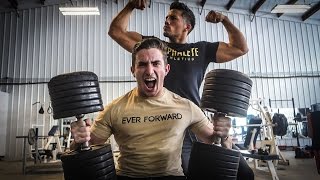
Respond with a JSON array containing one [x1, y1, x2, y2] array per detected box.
[[269, 98, 300, 147]]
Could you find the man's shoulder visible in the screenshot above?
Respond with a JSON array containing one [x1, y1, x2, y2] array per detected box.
[[110, 89, 136, 105], [165, 88, 196, 105], [167, 41, 219, 47]]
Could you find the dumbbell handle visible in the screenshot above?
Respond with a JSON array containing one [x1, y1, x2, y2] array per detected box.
[[75, 114, 91, 151], [211, 112, 227, 145]]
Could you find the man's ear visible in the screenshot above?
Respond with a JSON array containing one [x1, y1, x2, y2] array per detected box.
[[165, 64, 170, 76], [186, 24, 192, 33], [131, 66, 135, 77]]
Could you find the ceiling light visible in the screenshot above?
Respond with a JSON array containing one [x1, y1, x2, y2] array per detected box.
[[271, 4, 311, 13], [59, 7, 100, 16]]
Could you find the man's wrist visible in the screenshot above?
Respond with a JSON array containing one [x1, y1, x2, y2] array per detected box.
[[126, 1, 135, 10], [221, 136, 232, 149], [221, 15, 229, 23]]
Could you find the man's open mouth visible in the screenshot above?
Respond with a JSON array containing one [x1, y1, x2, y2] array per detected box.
[[144, 77, 156, 89]]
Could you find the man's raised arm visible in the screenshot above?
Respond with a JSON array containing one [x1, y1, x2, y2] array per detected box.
[[205, 11, 249, 63], [108, 0, 147, 53]]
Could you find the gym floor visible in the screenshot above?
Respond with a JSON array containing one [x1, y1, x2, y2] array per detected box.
[[0, 150, 318, 180]]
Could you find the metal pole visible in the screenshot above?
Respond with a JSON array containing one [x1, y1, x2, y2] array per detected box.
[[292, 98, 300, 147], [22, 138, 26, 174]]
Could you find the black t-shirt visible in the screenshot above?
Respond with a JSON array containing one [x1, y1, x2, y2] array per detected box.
[[164, 41, 219, 106]]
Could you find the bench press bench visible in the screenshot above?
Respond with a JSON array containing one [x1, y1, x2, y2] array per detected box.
[[240, 150, 280, 180]]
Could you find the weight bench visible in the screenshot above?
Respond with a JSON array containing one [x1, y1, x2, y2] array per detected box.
[[238, 116, 280, 180], [43, 125, 62, 162], [240, 150, 279, 180]]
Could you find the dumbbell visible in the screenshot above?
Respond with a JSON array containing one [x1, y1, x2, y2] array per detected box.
[[48, 71, 116, 180], [187, 69, 253, 180]]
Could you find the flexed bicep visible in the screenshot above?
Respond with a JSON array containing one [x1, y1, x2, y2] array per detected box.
[[110, 30, 143, 53], [108, 0, 146, 52]]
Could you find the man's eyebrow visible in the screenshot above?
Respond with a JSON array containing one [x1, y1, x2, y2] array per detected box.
[[136, 59, 162, 64], [137, 61, 147, 64]]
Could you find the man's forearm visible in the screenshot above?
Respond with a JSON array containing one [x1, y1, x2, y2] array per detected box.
[[222, 17, 248, 54], [108, 1, 143, 52], [108, 2, 135, 37]]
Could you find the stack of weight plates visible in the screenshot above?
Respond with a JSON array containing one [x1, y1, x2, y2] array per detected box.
[[61, 144, 116, 180], [200, 69, 253, 117], [188, 142, 240, 180], [48, 71, 104, 119]]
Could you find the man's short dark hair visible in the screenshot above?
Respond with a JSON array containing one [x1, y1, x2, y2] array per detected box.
[[132, 38, 168, 66], [170, 2, 195, 34]]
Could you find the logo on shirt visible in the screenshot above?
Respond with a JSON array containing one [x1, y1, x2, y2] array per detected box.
[[122, 113, 182, 124], [167, 47, 199, 61]]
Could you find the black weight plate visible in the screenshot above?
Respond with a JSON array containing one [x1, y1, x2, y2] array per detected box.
[[201, 95, 249, 110], [63, 159, 114, 177], [53, 105, 104, 119], [64, 165, 115, 180], [50, 81, 99, 93], [63, 172, 115, 180], [52, 98, 103, 112], [82, 151, 114, 166], [188, 142, 240, 180], [48, 72, 103, 119], [204, 77, 252, 91], [95, 164, 116, 177], [51, 93, 102, 107], [62, 152, 114, 172], [64, 159, 115, 177], [61, 144, 112, 162], [272, 113, 288, 136], [202, 83, 251, 98], [205, 69, 253, 86], [27, 128, 36, 145], [201, 100, 248, 117], [50, 87, 101, 100], [88, 160, 114, 172], [72, 158, 114, 171], [201, 90, 250, 104], [48, 71, 98, 87], [63, 164, 115, 180], [96, 171, 117, 180]]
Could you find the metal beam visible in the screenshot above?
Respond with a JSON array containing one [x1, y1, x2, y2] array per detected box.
[[302, 1, 320, 21], [7, 0, 19, 17], [251, 0, 266, 14], [69, 0, 74, 6], [276, 0, 298, 18], [226, 0, 236, 10], [8, 0, 18, 9]]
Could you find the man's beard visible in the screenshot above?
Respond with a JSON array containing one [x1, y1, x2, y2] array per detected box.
[[163, 31, 170, 38]]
